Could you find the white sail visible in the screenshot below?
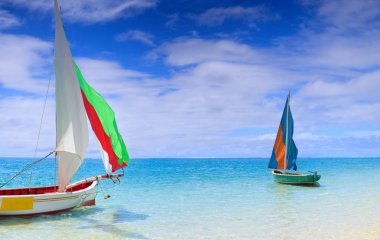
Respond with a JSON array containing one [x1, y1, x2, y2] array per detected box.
[[54, 0, 89, 191]]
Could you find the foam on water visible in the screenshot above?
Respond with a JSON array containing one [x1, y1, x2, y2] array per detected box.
[[0, 158, 379, 239]]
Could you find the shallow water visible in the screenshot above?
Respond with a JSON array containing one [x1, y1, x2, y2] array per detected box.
[[0, 158, 379, 240]]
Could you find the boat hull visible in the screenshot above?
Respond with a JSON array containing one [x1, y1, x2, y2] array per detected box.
[[272, 170, 321, 185], [0, 179, 98, 216]]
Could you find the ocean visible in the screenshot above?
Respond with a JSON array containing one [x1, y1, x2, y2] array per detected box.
[[0, 157, 379, 240]]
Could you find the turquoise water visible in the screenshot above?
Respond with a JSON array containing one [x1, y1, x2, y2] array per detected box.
[[0, 158, 380, 240]]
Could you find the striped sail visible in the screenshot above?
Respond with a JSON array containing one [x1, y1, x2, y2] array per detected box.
[[74, 63, 129, 173], [268, 94, 298, 171]]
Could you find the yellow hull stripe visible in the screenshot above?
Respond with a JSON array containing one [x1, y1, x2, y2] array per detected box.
[[0, 197, 34, 210]]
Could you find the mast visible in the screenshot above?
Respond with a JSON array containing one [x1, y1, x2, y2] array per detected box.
[[283, 91, 290, 173]]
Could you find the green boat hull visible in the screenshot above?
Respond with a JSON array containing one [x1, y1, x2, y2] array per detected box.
[[272, 170, 321, 185]]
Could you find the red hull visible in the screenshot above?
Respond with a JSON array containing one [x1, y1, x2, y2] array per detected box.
[[0, 181, 93, 196]]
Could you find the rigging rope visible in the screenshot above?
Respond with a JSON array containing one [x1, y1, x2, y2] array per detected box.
[[28, 66, 53, 187], [97, 177, 121, 199], [0, 151, 55, 189]]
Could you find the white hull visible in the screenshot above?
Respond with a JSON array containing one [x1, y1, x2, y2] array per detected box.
[[0, 178, 98, 216]]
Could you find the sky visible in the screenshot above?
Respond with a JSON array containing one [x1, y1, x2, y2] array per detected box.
[[0, 0, 379, 159]]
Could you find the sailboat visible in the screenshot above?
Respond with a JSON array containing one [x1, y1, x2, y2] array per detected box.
[[268, 92, 321, 185], [0, 0, 129, 216]]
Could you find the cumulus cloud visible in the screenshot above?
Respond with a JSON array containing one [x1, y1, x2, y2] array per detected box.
[[3, 0, 157, 24]]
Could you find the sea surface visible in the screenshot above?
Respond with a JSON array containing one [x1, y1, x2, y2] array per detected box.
[[0, 157, 379, 240]]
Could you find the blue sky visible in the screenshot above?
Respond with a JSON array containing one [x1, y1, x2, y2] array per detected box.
[[0, 0, 379, 158]]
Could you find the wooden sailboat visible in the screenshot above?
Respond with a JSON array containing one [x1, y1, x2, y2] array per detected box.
[[0, 0, 129, 216], [268, 92, 321, 185]]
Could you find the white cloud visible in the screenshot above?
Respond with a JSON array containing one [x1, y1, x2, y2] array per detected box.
[[278, 1, 380, 70], [150, 38, 265, 66], [0, 96, 55, 157], [298, 71, 380, 102], [3, 0, 157, 24], [75, 58, 153, 96], [0, 33, 52, 93], [115, 30, 155, 46], [294, 133, 380, 158], [346, 130, 380, 138], [193, 6, 276, 27], [315, 0, 380, 32], [0, 9, 21, 29], [285, 31, 380, 70]]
